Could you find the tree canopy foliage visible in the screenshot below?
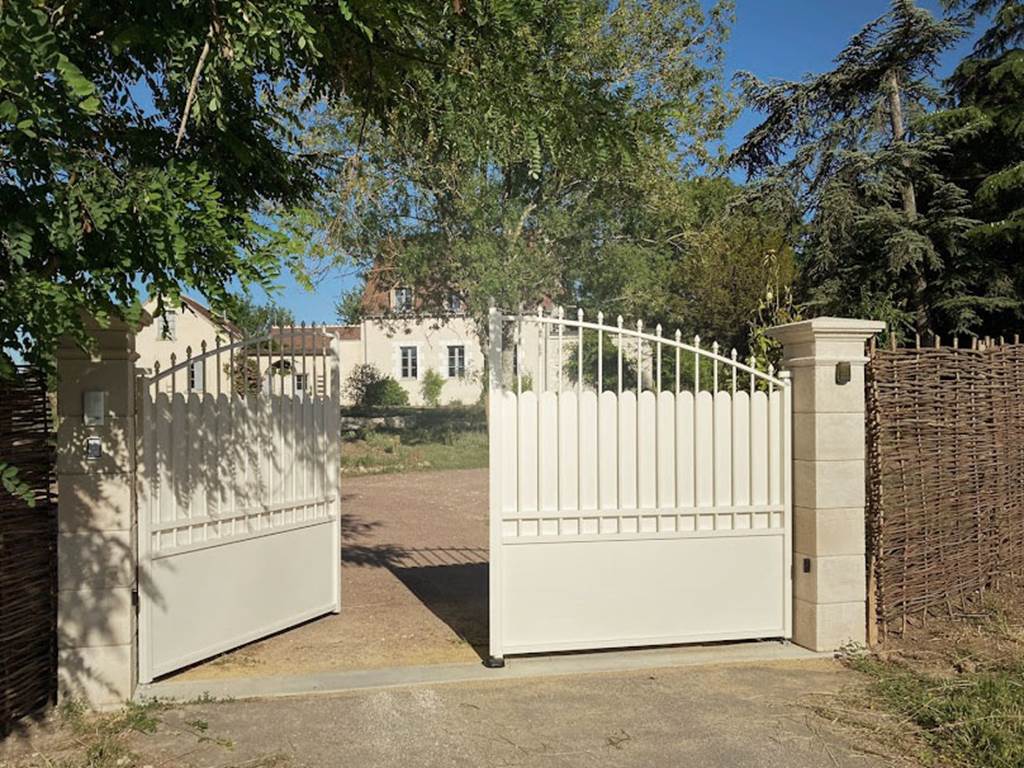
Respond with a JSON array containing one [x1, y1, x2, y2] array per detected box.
[[927, 0, 1024, 334], [225, 295, 295, 337], [3, 0, 666, 374], [733, 0, 975, 337], [8, 0, 1020, 376], [301, 0, 741, 328], [734, 0, 1024, 340]]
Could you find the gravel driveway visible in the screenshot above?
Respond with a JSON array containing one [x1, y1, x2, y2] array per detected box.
[[5, 660, 882, 768], [176, 468, 489, 681]]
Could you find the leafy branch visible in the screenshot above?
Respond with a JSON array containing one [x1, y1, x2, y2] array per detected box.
[[0, 462, 36, 507]]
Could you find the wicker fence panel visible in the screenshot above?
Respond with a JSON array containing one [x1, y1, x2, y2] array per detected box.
[[0, 368, 57, 736], [867, 341, 1024, 638]]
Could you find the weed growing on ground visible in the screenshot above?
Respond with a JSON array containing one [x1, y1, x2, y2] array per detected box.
[[849, 655, 1024, 768], [813, 587, 1024, 768], [49, 698, 166, 768], [182, 690, 236, 704]]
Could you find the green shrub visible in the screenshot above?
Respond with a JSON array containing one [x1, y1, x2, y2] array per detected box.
[[369, 377, 409, 407], [345, 363, 409, 407], [421, 368, 445, 407]]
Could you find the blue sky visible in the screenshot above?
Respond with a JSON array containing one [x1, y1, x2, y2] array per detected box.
[[244, 0, 985, 325]]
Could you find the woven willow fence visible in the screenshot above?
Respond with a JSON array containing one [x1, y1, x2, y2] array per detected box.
[[866, 337, 1024, 640], [0, 368, 57, 735]]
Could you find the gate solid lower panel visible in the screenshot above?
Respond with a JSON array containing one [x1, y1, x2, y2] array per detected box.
[[146, 518, 338, 679], [501, 532, 787, 653]]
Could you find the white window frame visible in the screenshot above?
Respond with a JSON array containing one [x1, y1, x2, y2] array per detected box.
[[446, 293, 463, 314], [447, 345, 466, 378], [294, 372, 308, 396], [399, 345, 419, 380]]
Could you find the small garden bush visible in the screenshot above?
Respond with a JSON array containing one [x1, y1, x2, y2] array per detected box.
[[421, 368, 444, 406], [345, 363, 409, 408]]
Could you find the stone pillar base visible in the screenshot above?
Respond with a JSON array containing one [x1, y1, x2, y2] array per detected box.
[[57, 317, 139, 707], [768, 317, 884, 652]]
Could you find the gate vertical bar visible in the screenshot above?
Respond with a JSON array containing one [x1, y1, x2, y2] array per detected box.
[[136, 366, 154, 685], [487, 303, 505, 666], [330, 332, 343, 613], [781, 370, 793, 638]]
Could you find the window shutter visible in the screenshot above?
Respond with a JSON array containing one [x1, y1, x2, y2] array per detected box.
[[189, 360, 204, 392]]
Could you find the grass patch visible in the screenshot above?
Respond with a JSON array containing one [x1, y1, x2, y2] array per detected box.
[[341, 427, 488, 475], [340, 406, 488, 475], [46, 698, 167, 768], [815, 588, 1024, 768], [848, 654, 1024, 768]]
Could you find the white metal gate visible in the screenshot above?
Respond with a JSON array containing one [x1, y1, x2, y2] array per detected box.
[[137, 327, 341, 682], [487, 307, 791, 663]]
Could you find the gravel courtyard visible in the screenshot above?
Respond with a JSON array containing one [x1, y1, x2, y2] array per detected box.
[[176, 468, 489, 681]]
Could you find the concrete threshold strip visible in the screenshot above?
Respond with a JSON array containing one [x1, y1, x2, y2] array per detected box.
[[136, 641, 830, 703]]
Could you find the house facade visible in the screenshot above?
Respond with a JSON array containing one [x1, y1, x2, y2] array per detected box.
[[346, 273, 485, 406], [134, 290, 653, 406], [135, 296, 240, 390], [135, 285, 485, 406]]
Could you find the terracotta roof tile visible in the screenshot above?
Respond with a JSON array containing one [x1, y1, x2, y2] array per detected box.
[[269, 325, 361, 353]]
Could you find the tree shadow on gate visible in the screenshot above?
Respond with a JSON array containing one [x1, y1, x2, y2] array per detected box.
[[341, 512, 489, 661]]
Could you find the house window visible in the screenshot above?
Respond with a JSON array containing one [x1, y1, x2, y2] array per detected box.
[[446, 293, 463, 314], [400, 346, 418, 379], [188, 360, 204, 392], [158, 311, 177, 341], [393, 287, 413, 312], [448, 345, 466, 378], [294, 373, 308, 395]]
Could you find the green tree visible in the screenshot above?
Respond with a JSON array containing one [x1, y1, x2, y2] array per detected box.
[[947, 0, 1023, 57], [734, 0, 975, 339], [0, 0, 625, 375], [294, 0, 736, 324], [227, 296, 295, 338], [925, 1, 1024, 333], [565, 177, 797, 355], [335, 287, 365, 325]]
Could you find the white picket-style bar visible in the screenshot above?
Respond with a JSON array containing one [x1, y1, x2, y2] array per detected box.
[[488, 306, 792, 663]]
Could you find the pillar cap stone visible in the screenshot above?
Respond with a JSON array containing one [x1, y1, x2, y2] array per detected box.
[[766, 317, 886, 345]]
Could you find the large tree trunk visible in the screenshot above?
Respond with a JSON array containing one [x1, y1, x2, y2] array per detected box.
[[887, 69, 929, 336]]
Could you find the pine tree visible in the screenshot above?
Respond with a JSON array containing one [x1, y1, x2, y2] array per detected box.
[[927, 1, 1024, 333], [946, 0, 1023, 57], [733, 0, 973, 338]]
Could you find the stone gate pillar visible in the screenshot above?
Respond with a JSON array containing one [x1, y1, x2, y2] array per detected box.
[[56, 316, 139, 707], [767, 317, 885, 652]]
